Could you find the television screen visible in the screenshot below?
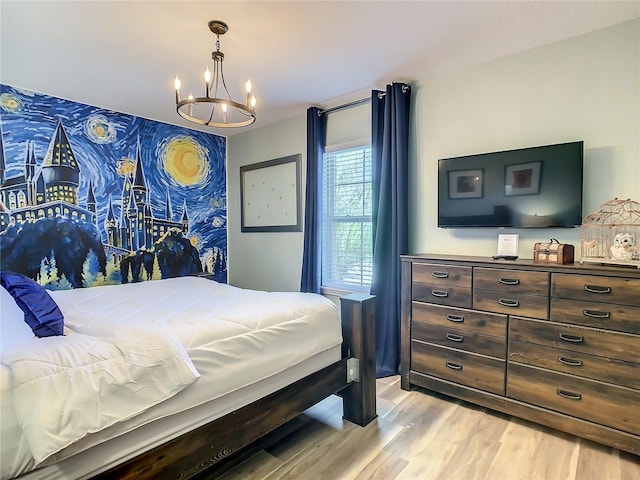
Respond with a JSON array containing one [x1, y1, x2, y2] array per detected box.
[[437, 141, 583, 228]]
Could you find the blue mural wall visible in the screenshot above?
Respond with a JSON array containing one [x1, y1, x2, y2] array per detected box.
[[0, 85, 227, 288]]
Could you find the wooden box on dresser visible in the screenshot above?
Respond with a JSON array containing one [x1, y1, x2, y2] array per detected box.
[[400, 254, 640, 456]]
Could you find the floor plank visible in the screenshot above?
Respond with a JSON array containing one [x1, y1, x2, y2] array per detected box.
[[215, 377, 640, 480]]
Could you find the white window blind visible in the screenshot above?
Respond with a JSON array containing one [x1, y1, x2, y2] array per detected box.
[[321, 145, 372, 291]]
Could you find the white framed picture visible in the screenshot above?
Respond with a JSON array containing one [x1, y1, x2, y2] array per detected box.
[[497, 233, 519, 257]]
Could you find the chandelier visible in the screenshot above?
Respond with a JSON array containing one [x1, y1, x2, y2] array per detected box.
[[174, 20, 256, 128]]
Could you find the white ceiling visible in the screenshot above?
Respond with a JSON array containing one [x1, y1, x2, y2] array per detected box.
[[1, 1, 638, 137]]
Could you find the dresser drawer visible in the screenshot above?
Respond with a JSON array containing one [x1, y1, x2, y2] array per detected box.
[[550, 297, 640, 334], [413, 283, 471, 308], [508, 339, 640, 390], [413, 322, 506, 359], [474, 268, 549, 295], [552, 273, 640, 307], [412, 302, 507, 337], [473, 290, 548, 319], [507, 363, 640, 435], [412, 341, 505, 395], [509, 317, 640, 364], [412, 263, 472, 288]]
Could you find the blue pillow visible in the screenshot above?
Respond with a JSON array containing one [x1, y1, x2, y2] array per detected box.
[[0, 271, 64, 337]]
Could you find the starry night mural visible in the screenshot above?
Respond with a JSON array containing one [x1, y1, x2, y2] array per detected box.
[[0, 84, 227, 288]]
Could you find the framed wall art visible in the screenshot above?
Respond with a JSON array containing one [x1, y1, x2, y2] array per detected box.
[[448, 169, 483, 199], [240, 154, 302, 232], [505, 161, 541, 196]]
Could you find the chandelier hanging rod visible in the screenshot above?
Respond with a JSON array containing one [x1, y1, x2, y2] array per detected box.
[[174, 20, 256, 128]]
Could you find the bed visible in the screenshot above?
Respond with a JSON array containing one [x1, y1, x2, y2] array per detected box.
[[0, 274, 376, 480]]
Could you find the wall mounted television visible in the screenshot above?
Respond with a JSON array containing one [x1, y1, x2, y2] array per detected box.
[[438, 141, 584, 228]]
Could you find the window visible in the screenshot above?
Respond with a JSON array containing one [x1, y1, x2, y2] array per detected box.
[[17, 191, 26, 208], [321, 144, 372, 291]]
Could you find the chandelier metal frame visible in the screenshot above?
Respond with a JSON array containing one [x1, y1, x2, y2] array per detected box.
[[174, 20, 256, 128]]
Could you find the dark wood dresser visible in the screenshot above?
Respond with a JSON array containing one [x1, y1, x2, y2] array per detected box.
[[401, 254, 640, 455]]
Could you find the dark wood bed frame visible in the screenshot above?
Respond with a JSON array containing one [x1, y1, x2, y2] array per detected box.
[[93, 294, 377, 479]]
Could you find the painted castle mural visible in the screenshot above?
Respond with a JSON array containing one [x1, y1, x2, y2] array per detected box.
[[0, 84, 227, 289]]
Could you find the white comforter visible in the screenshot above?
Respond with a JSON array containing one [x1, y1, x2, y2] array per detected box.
[[1, 277, 341, 479], [2, 326, 199, 465]]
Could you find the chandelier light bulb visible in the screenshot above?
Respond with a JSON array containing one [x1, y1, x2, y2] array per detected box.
[[174, 75, 181, 91], [222, 102, 228, 124], [250, 95, 257, 108], [204, 68, 212, 85], [245, 79, 252, 94]]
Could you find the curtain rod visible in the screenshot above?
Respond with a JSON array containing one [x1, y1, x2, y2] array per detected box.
[[319, 96, 371, 115]]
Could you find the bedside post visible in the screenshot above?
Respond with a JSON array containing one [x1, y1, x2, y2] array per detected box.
[[340, 293, 377, 426]]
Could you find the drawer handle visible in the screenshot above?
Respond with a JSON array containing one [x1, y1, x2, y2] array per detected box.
[[559, 333, 584, 343], [498, 298, 519, 307], [445, 362, 463, 371], [446, 314, 464, 323], [446, 333, 464, 343], [556, 389, 582, 401], [583, 309, 610, 319], [584, 285, 611, 294], [432, 271, 449, 279], [431, 290, 449, 298], [499, 278, 520, 285], [558, 356, 583, 367]]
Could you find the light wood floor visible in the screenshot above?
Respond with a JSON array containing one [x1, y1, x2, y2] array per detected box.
[[216, 376, 639, 480]]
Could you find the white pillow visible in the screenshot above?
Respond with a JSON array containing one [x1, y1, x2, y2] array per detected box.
[[1, 286, 35, 353]]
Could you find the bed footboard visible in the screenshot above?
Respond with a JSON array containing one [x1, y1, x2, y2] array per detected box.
[[94, 359, 352, 480]]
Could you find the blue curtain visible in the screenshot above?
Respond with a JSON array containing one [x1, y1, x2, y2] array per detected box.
[[300, 107, 326, 293], [370, 83, 411, 377]]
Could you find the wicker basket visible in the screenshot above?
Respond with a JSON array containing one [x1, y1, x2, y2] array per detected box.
[[580, 198, 640, 268]]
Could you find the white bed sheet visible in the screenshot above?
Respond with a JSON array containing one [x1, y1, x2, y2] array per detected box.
[[1, 277, 342, 480]]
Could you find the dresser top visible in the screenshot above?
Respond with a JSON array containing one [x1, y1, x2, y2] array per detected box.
[[401, 253, 640, 279]]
